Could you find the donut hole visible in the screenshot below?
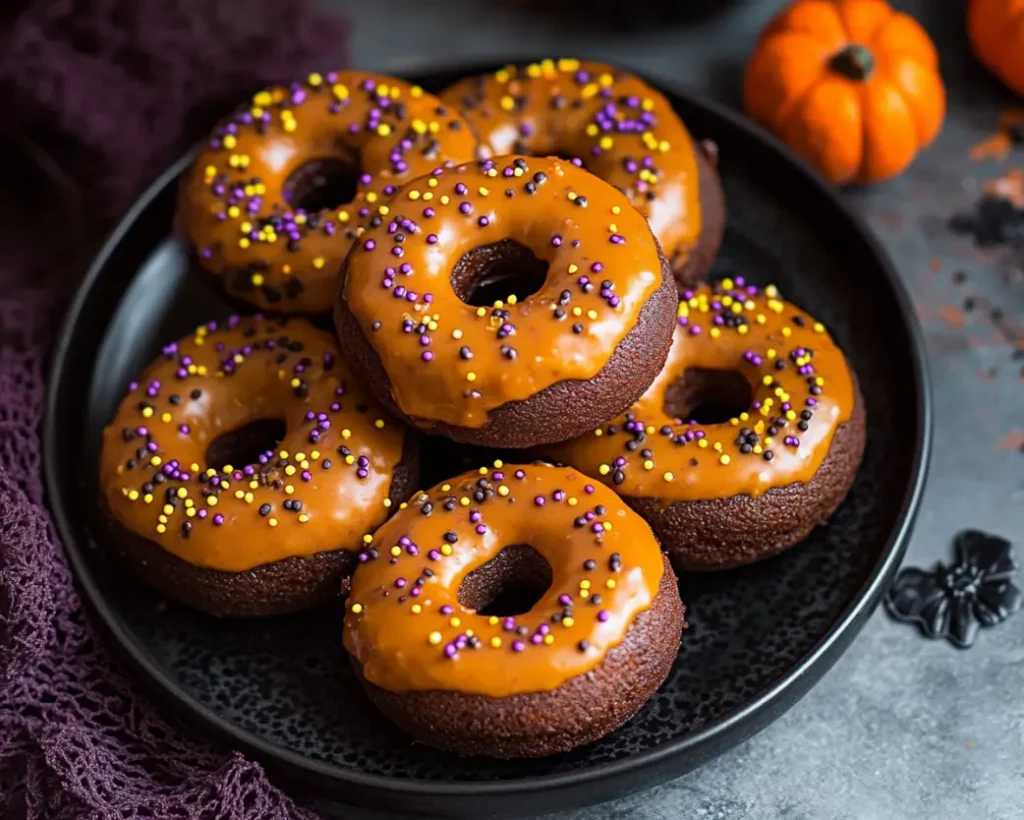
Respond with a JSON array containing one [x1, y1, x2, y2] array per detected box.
[[205, 419, 287, 470], [283, 157, 360, 213], [663, 368, 753, 425], [458, 544, 553, 617], [451, 239, 549, 307]]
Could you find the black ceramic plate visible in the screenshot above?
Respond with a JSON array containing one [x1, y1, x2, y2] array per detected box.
[[45, 63, 931, 819]]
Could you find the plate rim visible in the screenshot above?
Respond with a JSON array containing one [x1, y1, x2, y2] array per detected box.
[[44, 63, 933, 802]]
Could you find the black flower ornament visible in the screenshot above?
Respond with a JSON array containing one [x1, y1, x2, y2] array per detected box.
[[885, 530, 1021, 648]]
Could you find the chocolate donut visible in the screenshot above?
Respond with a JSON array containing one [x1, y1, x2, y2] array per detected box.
[[344, 462, 684, 758], [546, 279, 867, 571], [177, 71, 477, 314], [440, 59, 726, 288], [98, 316, 418, 617], [334, 155, 678, 448]]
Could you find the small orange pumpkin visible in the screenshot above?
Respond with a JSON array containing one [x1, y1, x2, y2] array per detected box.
[[744, 0, 945, 185], [968, 0, 1024, 96]]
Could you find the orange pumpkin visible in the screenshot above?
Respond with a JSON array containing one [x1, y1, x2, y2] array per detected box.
[[744, 0, 945, 185], [968, 0, 1024, 96]]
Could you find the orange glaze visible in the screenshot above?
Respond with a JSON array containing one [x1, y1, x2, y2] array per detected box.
[[340, 155, 664, 428], [177, 71, 477, 314], [344, 463, 665, 696], [547, 280, 857, 502], [441, 59, 702, 270], [99, 317, 406, 572]]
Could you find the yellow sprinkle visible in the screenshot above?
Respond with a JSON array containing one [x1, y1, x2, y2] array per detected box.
[[643, 459, 655, 470], [568, 497, 578, 506], [500, 95, 515, 111], [543, 634, 555, 645], [374, 418, 385, 429], [663, 472, 674, 481], [710, 327, 721, 339], [498, 485, 510, 497], [720, 454, 731, 465], [391, 546, 402, 557], [603, 522, 612, 531], [428, 631, 442, 645], [459, 497, 470, 507], [466, 372, 477, 382], [562, 616, 575, 627], [441, 544, 453, 556], [608, 223, 617, 232], [598, 464, 610, 475], [606, 579, 617, 589], [150, 456, 162, 467], [342, 429, 352, 439], [155, 524, 166, 534], [411, 604, 422, 614], [383, 498, 392, 508], [698, 439, 709, 449], [814, 321, 825, 333], [476, 307, 487, 317], [143, 494, 153, 504], [490, 637, 502, 648], [449, 616, 461, 627], [580, 580, 591, 590], [376, 123, 392, 137], [507, 295, 518, 305], [439, 195, 450, 205], [141, 407, 153, 418], [127, 490, 139, 501], [599, 136, 613, 150]]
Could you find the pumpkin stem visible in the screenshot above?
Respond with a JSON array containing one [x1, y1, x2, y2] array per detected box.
[[829, 44, 875, 81]]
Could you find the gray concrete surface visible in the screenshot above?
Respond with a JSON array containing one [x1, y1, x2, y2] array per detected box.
[[326, 1, 1024, 817]]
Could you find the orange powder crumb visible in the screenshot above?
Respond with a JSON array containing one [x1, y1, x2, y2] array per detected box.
[[939, 306, 967, 329], [998, 430, 1024, 451], [984, 168, 1024, 208], [970, 109, 1024, 161]]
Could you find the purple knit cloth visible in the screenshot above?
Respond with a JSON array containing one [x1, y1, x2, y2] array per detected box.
[[0, 2, 347, 816]]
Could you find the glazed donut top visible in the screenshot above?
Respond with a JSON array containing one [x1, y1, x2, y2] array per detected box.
[[440, 59, 702, 269], [344, 463, 665, 696], [548, 280, 857, 502], [340, 155, 664, 428], [178, 71, 477, 314], [99, 317, 405, 573]]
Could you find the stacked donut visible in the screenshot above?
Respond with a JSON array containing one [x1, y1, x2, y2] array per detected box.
[[99, 61, 865, 759]]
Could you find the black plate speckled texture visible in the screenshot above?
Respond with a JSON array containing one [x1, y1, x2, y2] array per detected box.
[[45, 64, 930, 818]]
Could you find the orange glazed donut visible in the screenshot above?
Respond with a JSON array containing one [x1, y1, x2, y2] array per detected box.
[[440, 59, 726, 288], [546, 279, 867, 571], [334, 155, 678, 448], [98, 316, 418, 617], [344, 462, 684, 758], [178, 71, 476, 314]]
